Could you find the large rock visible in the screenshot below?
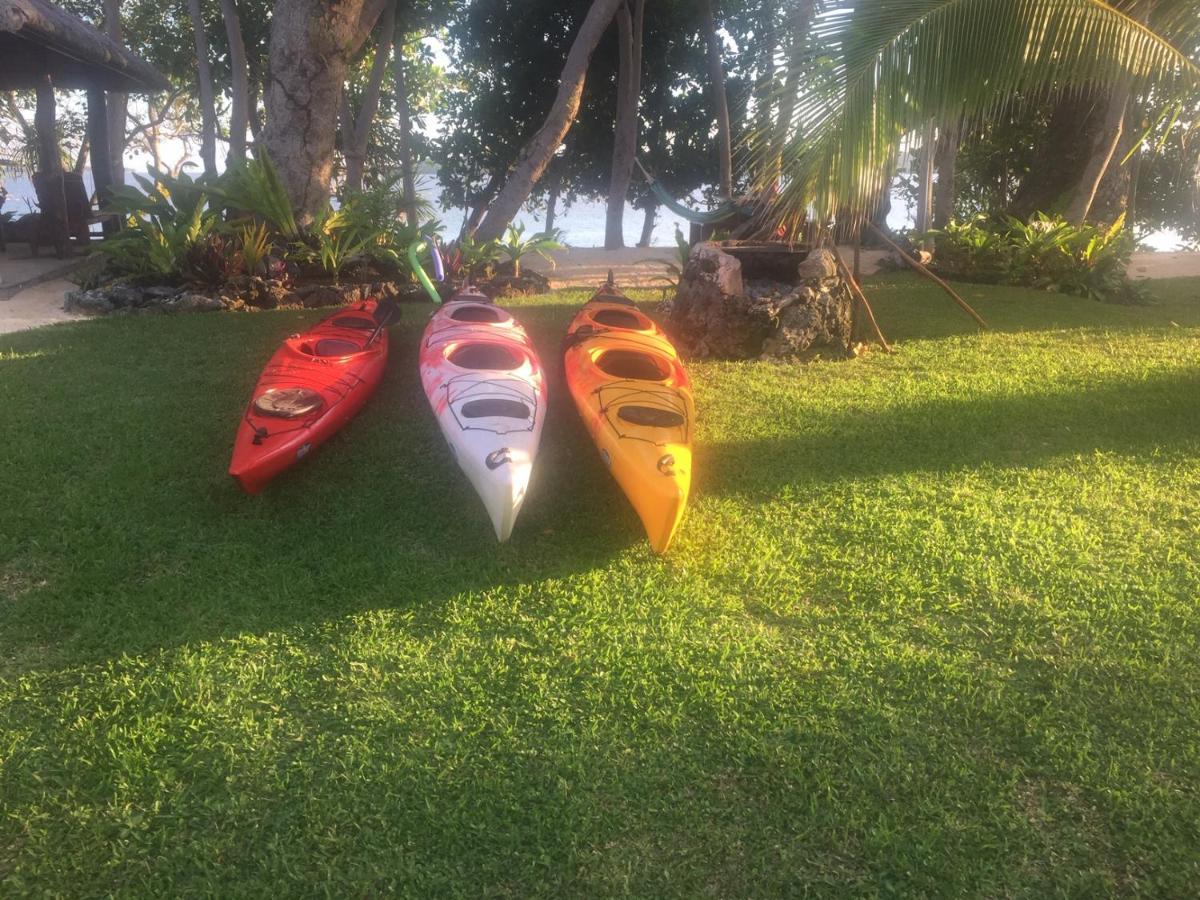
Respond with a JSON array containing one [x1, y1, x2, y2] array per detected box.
[[64, 288, 115, 315], [663, 244, 764, 358], [171, 292, 224, 313], [664, 241, 854, 360]]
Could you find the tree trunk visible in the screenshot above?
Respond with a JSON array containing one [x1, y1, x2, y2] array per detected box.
[[545, 176, 560, 232], [472, 0, 626, 242], [463, 172, 501, 236], [247, 78, 263, 145], [933, 121, 959, 228], [752, 0, 776, 164], [85, 89, 118, 233], [915, 119, 936, 245], [220, 0, 251, 166], [103, 0, 125, 187], [605, 0, 643, 249], [342, 0, 396, 193], [185, 0, 219, 175], [263, 0, 389, 222], [1008, 91, 1097, 219], [35, 78, 68, 257], [768, 0, 813, 189], [701, 0, 733, 198], [637, 201, 657, 247], [1067, 84, 1131, 225], [393, 24, 419, 223]]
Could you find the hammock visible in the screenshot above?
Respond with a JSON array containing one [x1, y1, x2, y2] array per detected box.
[[635, 159, 739, 225]]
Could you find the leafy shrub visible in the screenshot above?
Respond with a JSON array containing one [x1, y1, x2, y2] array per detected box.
[[96, 173, 220, 281], [91, 151, 445, 288], [925, 213, 1146, 303], [443, 235, 503, 283], [499, 223, 564, 278]]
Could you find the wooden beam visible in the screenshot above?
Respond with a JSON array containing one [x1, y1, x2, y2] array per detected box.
[[86, 86, 118, 236], [34, 74, 69, 257], [867, 221, 988, 330], [830, 241, 892, 353]]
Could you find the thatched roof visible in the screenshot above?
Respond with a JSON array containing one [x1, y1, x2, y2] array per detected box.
[[0, 0, 170, 92]]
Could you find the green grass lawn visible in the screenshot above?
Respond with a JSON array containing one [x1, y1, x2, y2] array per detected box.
[[2, 274, 1199, 896]]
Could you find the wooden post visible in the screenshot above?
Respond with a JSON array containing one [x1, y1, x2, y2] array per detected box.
[[86, 88, 118, 237], [830, 242, 891, 353], [867, 221, 988, 330], [34, 76, 69, 258]]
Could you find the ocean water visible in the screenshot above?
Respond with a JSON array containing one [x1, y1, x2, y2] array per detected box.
[[0, 167, 694, 248], [3, 166, 1181, 250]]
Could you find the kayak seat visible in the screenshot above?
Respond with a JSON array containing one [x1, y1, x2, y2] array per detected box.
[[332, 315, 377, 329], [462, 398, 530, 420], [449, 343, 521, 371], [451, 305, 504, 323], [596, 349, 670, 381], [303, 338, 362, 357], [592, 308, 646, 330], [253, 387, 324, 418], [617, 405, 685, 428]]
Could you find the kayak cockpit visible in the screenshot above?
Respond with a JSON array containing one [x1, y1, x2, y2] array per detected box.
[[448, 342, 524, 371], [594, 348, 671, 381]]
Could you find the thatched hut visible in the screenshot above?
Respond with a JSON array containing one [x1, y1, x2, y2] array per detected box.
[[0, 0, 169, 255]]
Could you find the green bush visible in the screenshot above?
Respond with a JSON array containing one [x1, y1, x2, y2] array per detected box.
[[925, 213, 1147, 303], [91, 153, 445, 287]]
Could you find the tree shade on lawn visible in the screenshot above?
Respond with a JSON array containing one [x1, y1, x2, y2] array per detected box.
[[1, 277, 1199, 894], [753, 0, 1200, 234]]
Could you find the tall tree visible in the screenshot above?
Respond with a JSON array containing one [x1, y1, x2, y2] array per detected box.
[[219, 0, 252, 165], [263, 0, 389, 220], [472, 0, 626, 241], [185, 0, 219, 175], [393, 23, 419, 222], [341, 0, 397, 193], [755, 0, 1200, 232], [604, 0, 644, 248], [701, 0, 733, 198]]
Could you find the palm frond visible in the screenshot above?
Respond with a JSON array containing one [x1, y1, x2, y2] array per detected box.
[[750, 0, 1200, 233]]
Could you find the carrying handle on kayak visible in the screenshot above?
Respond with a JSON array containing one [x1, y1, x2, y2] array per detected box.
[[408, 236, 444, 305]]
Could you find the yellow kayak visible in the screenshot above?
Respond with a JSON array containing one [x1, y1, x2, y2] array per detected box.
[[563, 277, 695, 553]]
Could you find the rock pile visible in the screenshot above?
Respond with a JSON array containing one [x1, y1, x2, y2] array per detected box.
[[64, 277, 418, 317], [663, 243, 854, 360]]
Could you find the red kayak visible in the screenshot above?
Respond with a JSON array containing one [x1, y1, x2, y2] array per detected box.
[[229, 299, 393, 493]]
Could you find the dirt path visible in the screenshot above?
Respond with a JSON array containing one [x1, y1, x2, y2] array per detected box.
[[0, 279, 83, 335]]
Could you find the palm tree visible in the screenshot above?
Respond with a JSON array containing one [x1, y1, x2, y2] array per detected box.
[[752, 0, 1200, 235]]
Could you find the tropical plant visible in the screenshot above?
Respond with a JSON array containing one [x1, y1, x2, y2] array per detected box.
[[499, 223, 564, 278], [95, 196, 220, 280], [638, 226, 691, 297], [213, 154, 301, 240], [236, 221, 272, 276], [925, 212, 1144, 302], [182, 233, 245, 286], [751, 0, 1200, 233], [444, 234, 504, 282]]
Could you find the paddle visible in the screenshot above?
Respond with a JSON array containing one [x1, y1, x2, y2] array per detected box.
[[366, 296, 400, 346]]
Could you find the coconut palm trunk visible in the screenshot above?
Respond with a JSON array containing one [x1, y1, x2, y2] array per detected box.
[[701, 0, 733, 198], [185, 0, 219, 176], [102, 0, 125, 187], [472, 0, 627, 242], [393, 25, 420, 223], [341, 0, 396, 193], [220, 0, 251, 165], [604, 0, 645, 249]]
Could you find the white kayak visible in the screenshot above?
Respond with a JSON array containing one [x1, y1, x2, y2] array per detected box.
[[418, 288, 547, 541]]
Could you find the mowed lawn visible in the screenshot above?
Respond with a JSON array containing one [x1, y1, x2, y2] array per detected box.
[[1, 274, 1199, 896]]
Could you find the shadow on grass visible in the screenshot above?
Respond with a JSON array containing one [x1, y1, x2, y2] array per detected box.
[[0, 302, 646, 668], [697, 366, 1200, 501], [862, 273, 1200, 343]]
